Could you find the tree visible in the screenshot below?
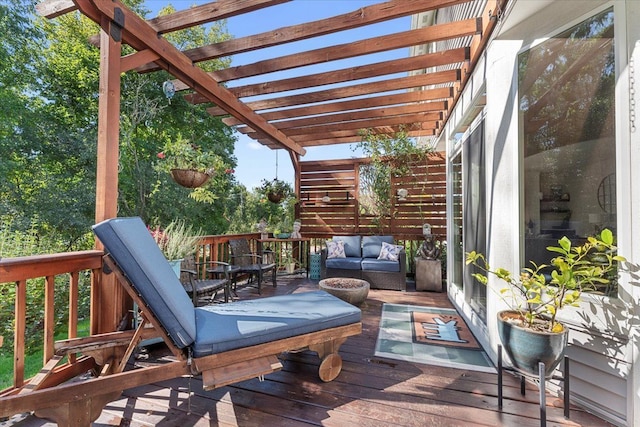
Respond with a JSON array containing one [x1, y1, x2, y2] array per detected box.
[[0, 1, 239, 242]]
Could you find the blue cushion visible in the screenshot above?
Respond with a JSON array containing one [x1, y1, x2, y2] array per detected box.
[[333, 236, 361, 258], [92, 217, 196, 348], [362, 236, 394, 258], [192, 291, 361, 357], [361, 258, 400, 272], [326, 257, 363, 270]]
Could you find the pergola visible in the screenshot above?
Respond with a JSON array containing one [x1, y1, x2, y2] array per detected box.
[[35, 0, 504, 330]]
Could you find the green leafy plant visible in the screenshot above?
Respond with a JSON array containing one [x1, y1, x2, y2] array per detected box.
[[466, 229, 625, 333], [149, 219, 204, 260], [156, 137, 223, 175], [355, 127, 433, 230], [260, 178, 294, 203]]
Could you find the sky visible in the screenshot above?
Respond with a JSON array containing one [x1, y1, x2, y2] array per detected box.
[[144, 1, 412, 190]]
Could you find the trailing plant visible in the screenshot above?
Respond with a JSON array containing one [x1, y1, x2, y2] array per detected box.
[[466, 229, 625, 333], [260, 178, 294, 202], [355, 127, 433, 228], [156, 137, 224, 175]]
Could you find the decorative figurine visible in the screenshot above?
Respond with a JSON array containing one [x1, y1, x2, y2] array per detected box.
[[291, 219, 302, 238], [417, 223, 440, 260], [256, 218, 268, 239]]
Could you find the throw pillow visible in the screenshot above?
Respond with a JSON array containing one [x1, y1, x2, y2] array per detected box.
[[326, 240, 346, 259], [377, 241, 403, 261]]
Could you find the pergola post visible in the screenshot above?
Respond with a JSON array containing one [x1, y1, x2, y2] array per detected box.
[[91, 17, 127, 334]]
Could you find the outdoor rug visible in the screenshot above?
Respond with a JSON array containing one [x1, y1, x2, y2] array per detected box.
[[374, 303, 495, 373]]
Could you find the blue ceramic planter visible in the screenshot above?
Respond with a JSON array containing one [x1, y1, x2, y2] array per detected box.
[[497, 310, 569, 378]]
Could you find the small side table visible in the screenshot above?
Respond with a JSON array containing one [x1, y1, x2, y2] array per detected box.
[[207, 265, 242, 302]]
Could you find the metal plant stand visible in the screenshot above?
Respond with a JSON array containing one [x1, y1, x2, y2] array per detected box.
[[497, 344, 570, 427]]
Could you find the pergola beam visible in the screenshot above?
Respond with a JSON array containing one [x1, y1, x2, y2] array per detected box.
[[175, 47, 468, 97], [218, 89, 453, 125], [209, 18, 481, 82], [205, 70, 460, 113], [74, 0, 306, 155], [138, 0, 472, 73]]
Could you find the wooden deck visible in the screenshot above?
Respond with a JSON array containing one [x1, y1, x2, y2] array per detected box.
[[5, 276, 612, 427]]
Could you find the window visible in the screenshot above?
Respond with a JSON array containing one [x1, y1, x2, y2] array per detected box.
[[520, 8, 617, 296]]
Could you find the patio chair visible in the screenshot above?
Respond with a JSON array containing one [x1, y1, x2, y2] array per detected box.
[[229, 238, 277, 294], [0, 217, 361, 427], [179, 255, 230, 305]]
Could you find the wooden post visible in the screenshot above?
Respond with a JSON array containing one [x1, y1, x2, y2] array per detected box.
[[92, 17, 126, 334]]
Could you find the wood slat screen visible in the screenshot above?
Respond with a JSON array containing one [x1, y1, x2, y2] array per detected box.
[[297, 152, 446, 240]]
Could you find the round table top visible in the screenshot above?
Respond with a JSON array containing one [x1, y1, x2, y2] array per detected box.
[[206, 265, 242, 274]]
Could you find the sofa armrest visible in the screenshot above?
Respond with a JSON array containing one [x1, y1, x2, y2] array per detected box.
[[320, 248, 328, 278], [398, 249, 407, 275]]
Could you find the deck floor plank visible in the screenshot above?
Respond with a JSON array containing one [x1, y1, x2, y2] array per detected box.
[[3, 277, 614, 426]]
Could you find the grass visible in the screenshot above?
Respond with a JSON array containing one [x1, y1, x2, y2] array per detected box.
[[0, 318, 90, 390]]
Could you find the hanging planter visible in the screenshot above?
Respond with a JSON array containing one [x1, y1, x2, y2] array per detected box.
[[156, 138, 224, 190], [267, 191, 285, 204], [170, 168, 211, 188], [261, 178, 291, 204]]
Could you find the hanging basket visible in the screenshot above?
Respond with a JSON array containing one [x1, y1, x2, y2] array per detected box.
[[267, 191, 285, 204], [170, 168, 210, 188]]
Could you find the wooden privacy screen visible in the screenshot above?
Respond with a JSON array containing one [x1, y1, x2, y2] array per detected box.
[[297, 153, 446, 239]]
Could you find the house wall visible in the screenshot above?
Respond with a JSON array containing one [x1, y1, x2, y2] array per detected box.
[[438, 1, 640, 426]]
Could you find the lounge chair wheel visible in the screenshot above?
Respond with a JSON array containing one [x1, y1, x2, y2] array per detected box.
[[318, 353, 342, 382]]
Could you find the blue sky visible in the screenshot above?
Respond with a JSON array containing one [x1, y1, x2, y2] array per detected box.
[[144, 1, 411, 189]]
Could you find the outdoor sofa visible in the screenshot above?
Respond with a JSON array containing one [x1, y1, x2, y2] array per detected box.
[[320, 235, 407, 291]]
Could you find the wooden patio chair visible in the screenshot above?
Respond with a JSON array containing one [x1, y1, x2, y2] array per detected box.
[[179, 255, 230, 305], [229, 238, 277, 294], [0, 217, 361, 427]]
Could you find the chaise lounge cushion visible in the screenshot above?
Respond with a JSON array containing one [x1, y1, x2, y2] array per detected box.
[[192, 291, 361, 357], [93, 217, 196, 348], [94, 217, 362, 358]]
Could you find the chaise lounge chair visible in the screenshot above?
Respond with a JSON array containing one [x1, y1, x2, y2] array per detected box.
[[0, 217, 361, 426]]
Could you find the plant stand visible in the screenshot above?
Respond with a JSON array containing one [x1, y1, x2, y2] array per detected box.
[[415, 258, 442, 291], [497, 344, 570, 427]]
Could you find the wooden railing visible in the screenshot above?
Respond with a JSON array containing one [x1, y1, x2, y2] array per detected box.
[[0, 232, 432, 393], [0, 250, 103, 391]]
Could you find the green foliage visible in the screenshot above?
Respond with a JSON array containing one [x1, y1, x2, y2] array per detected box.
[[466, 229, 625, 332], [0, 218, 92, 365], [355, 127, 433, 229], [149, 219, 204, 260], [0, 1, 238, 240], [260, 178, 294, 200], [156, 138, 224, 174]]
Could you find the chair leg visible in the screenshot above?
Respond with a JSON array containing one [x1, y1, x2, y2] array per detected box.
[[272, 267, 277, 287], [257, 270, 262, 294]]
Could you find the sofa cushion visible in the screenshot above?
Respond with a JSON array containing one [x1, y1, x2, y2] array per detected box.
[[377, 241, 404, 261], [192, 291, 361, 357], [361, 258, 401, 272], [333, 235, 361, 258], [326, 256, 363, 270], [325, 240, 346, 258], [362, 235, 395, 258]]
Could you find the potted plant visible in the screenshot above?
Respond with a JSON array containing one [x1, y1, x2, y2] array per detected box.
[[466, 229, 624, 377], [260, 178, 293, 204], [281, 248, 298, 274], [156, 137, 224, 188], [149, 219, 204, 277]]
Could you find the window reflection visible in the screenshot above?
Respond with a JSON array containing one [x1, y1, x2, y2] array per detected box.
[[520, 8, 617, 296]]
